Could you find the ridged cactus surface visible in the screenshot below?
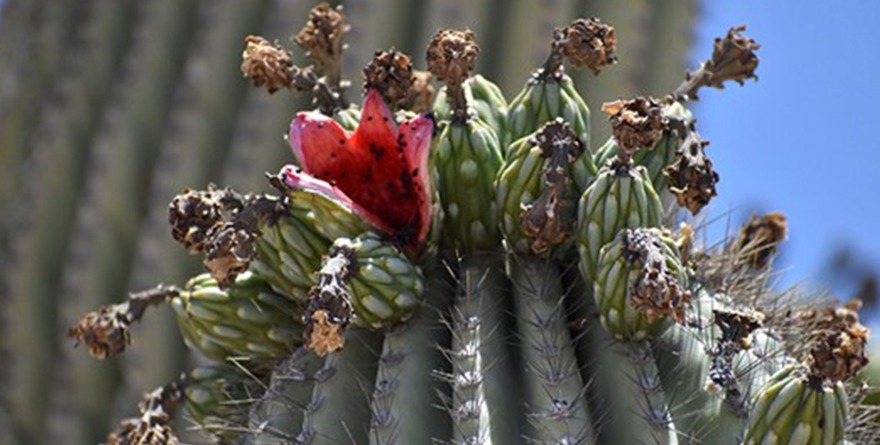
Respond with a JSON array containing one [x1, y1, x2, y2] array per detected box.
[[7, 2, 878, 445]]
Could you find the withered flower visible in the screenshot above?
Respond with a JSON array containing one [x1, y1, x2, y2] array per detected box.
[[806, 301, 870, 383], [554, 17, 617, 74], [602, 97, 666, 159], [240, 35, 294, 94], [663, 130, 719, 215], [731, 212, 788, 269], [363, 49, 414, 109]]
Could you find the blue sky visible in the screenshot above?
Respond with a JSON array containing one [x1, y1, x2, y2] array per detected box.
[[694, 2, 880, 327]]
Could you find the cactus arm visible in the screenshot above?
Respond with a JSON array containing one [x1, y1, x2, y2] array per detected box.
[[510, 255, 598, 444], [443, 254, 520, 445], [297, 328, 383, 445], [368, 269, 452, 444], [245, 349, 324, 445]]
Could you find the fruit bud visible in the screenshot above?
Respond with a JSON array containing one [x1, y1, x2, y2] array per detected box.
[[171, 272, 303, 366], [742, 366, 847, 445], [304, 233, 425, 356], [498, 118, 596, 256], [593, 228, 690, 340]]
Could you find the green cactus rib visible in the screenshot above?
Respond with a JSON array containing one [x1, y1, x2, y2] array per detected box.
[[296, 328, 383, 445], [509, 255, 598, 444], [507, 75, 592, 155], [434, 75, 510, 147], [245, 349, 324, 445], [432, 117, 504, 253], [441, 254, 521, 445], [368, 269, 452, 445]]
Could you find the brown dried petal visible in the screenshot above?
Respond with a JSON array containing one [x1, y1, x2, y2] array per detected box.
[[304, 247, 356, 356], [108, 382, 184, 445], [294, 3, 348, 66], [68, 305, 132, 359], [603, 97, 666, 157], [806, 301, 871, 382], [707, 25, 760, 88], [363, 49, 414, 108], [407, 70, 435, 113], [556, 17, 617, 74], [168, 187, 244, 253], [241, 35, 294, 94], [663, 131, 719, 215], [203, 224, 256, 288], [624, 228, 692, 324], [713, 307, 765, 349], [426, 29, 479, 85], [520, 119, 584, 254], [732, 212, 788, 269]]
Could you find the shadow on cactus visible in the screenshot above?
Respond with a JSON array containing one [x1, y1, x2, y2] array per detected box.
[[67, 4, 878, 445]]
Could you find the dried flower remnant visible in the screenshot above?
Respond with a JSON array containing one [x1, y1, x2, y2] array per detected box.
[[554, 18, 617, 74], [663, 130, 719, 215], [426, 28, 480, 116], [303, 246, 356, 356], [407, 70, 435, 113], [107, 380, 185, 445], [805, 301, 870, 383], [363, 49, 414, 109], [706, 308, 765, 399], [520, 119, 585, 254], [673, 25, 760, 101], [295, 2, 349, 88], [731, 212, 788, 269], [169, 187, 286, 286], [68, 285, 179, 359], [602, 97, 666, 160], [624, 228, 692, 324], [240, 35, 294, 93], [539, 17, 616, 79]]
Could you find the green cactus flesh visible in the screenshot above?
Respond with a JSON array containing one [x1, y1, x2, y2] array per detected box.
[[34, 5, 876, 445]]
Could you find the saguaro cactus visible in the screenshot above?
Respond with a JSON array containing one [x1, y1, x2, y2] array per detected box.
[[3, 2, 878, 445]]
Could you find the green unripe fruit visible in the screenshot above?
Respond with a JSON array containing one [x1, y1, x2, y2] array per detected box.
[[434, 74, 508, 146], [183, 365, 262, 443], [432, 117, 503, 253], [577, 160, 663, 281], [741, 366, 848, 445], [303, 232, 425, 355], [593, 227, 689, 340], [338, 233, 425, 328], [507, 74, 591, 154], [171, 272, 303, 366], [333, 105, 361, 131], [496, 118, 596, 256]]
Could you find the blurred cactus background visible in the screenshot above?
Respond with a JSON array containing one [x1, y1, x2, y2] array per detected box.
[[0, 1, 877, 445]]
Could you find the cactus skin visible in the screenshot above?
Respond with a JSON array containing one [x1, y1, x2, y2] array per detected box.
[[741, 366, 848, 445], [509, 256, 598, 444], [171, 272, 303, 366]]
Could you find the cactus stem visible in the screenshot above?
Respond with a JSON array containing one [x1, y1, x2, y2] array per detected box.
[[297, 327, 382, 445], [510, 255, 597, 444], [437, 254, 519, 445], [368, 269, 452, 444]]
